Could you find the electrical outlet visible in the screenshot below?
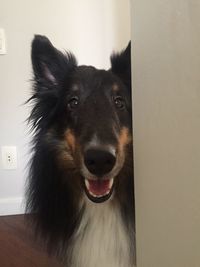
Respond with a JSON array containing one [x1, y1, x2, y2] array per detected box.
[[1, 146, 17, 169]]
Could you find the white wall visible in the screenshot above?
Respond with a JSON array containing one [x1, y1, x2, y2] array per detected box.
[[0, 0, 130, 215], [132, 1, 200, 266]]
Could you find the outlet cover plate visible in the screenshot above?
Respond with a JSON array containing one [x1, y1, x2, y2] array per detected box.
[[1, 146, 17, 169]]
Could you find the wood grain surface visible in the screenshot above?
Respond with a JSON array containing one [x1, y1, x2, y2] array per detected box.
[[0, 215, 64, 267]]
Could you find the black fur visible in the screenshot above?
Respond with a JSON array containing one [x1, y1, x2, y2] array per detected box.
[[110, 42, 131, 91], [26, 35, 134, 263]]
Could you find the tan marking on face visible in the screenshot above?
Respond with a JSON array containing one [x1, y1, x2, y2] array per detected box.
[[60, 150, 74, 162], [45, 129, 76, 169], [65, 129, 76, 153], [57, 150, 75, 169], [118, 127, 132, 151], [112, 83, 119, 92]]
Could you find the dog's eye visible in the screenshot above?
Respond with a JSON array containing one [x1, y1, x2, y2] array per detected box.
[[68, 96, 79, 110], [113, 96, 125, 109]]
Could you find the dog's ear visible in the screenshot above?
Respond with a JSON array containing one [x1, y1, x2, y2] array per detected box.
[[31, 35, 77, 86], [29, 35, 77, 130], [110, 42, 131, 90]]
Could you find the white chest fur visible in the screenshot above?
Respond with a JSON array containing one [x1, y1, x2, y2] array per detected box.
[[69, 199, 134, 267]]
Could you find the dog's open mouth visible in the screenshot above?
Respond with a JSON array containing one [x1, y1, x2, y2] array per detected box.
[[84, 178, 114, 203]]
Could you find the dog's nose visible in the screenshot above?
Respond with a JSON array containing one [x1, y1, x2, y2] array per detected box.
[[84, 149, 116, 176]]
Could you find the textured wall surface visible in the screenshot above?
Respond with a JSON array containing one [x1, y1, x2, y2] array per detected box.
[[132, 1, 200, 266]]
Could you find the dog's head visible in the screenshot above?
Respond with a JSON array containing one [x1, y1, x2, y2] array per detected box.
[[30, 35, 132, 204]]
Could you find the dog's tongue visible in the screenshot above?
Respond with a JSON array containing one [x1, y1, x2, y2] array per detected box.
[[86, 179, 112, 196]]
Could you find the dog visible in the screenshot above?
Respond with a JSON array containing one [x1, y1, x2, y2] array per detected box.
[[26, 35, 135, 267]]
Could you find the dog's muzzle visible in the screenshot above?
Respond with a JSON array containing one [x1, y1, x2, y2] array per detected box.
[[82, 149, 116, 203]]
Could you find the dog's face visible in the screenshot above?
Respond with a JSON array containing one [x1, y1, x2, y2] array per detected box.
[[31, 35, 132, 203], [64, 67, 132, 203]]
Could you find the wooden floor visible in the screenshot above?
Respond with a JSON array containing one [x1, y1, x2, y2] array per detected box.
[[0, 215, 64, 267]]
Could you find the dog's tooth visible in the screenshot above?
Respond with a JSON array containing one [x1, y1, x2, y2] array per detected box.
[[109, 178, 114, 189], [85, 179, 90, 189]]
